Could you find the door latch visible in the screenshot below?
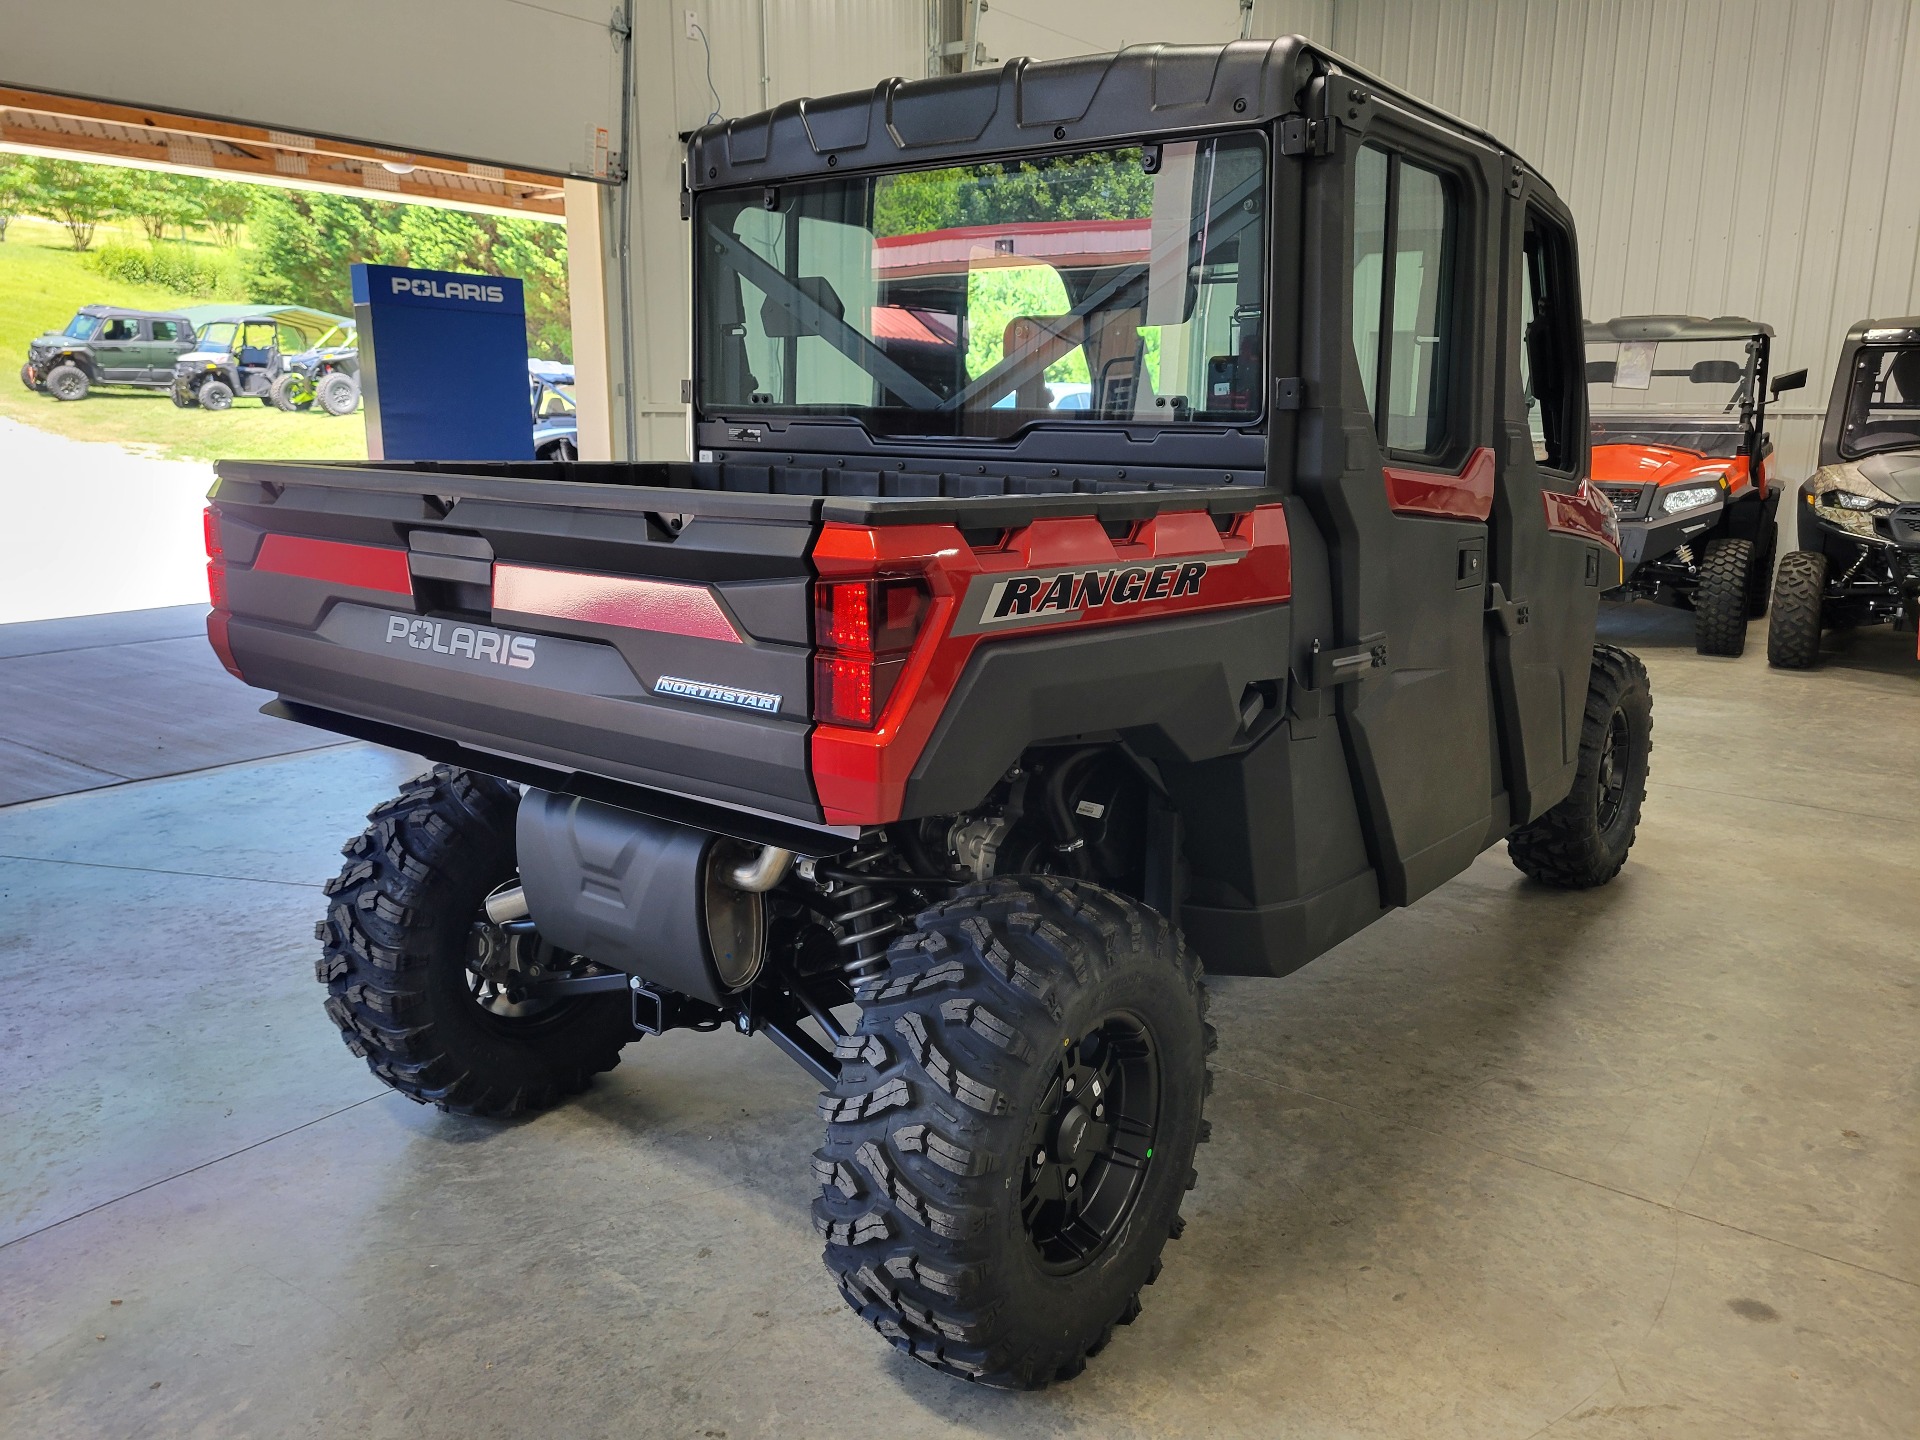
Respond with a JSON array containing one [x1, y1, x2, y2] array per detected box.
[[1309, 632, 1389, 689], [1485, 583, 1531, 636]]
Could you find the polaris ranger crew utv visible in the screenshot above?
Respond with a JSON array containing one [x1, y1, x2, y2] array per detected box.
[[204, 38, 1646, 1389], [1585, 315, 1806, 656], [1768, 317, 1920, 668]]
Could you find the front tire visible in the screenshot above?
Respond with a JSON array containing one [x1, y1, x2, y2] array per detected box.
[[45, 363, 89, 401], [270, 372, 314, 411], [1508, 645, 1652, 889], [317, 371, 359, 415], [815, 877, 1212, 1388], [1693, 536, 1752, 656], [19, 361, 37, 391], [1766, 550, 1828, 669], [199, 379, 233, 411], [315, 766, 633, 1117]]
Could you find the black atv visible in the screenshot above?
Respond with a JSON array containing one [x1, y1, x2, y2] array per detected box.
[[1767, 318, 1920, 667], [270, 322, 362, 416]]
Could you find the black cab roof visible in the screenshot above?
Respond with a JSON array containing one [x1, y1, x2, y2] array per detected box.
[[1584, 315, 1772, 343], [78, 304, 193, 322], [1845, 316, 1920, 345], [687, 36, 1553, 195]]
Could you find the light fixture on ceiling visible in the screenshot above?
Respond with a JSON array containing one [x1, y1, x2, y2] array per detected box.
[[380, 161, 416, 175]]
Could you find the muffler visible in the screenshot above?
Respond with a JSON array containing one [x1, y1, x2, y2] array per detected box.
[[512, 790, 787, 1004]]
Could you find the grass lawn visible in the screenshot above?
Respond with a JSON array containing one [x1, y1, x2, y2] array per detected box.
[[1, 219, 365, 463]]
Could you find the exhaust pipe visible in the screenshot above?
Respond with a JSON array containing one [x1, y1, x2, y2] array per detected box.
[[725, 845, 792, 893]]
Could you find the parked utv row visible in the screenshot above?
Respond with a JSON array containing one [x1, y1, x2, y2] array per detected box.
[[19, 303, 359, 414], [207, 37, 1656, 1390]]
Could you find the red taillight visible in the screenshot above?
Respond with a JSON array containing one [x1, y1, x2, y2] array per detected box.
[[812, 577, 928, 728], [204, 506, 228, 610], [203, 504, 242, 678]]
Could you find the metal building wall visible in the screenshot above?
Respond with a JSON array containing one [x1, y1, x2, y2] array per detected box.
[[1329, 0, 1920, 478]]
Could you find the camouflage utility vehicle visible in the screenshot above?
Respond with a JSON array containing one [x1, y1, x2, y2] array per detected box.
[[1768, 317, 1920, 667], [204, 38, 1648, 1388]]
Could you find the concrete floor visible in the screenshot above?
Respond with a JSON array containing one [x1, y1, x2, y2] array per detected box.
[[0, 606, 342, 806], [1, 603, 1917, 1439]]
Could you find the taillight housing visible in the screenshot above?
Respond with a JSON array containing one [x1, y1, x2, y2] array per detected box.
[[203, 504, 243, 679], [812, 577, 929, 727]]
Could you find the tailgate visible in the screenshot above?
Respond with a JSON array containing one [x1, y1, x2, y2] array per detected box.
[[207, 464, 825, 822]]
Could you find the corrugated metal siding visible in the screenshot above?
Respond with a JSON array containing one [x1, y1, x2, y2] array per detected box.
[[1332, 0, 1920, 478]]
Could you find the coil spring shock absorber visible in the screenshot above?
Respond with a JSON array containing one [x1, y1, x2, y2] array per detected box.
[[831, 845, 903, 988]]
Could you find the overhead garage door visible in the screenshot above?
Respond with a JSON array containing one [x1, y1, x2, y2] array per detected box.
[[1, 0, 625, 181]]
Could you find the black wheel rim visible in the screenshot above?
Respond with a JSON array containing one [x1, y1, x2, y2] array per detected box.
[[1596, 706, 1631, 830], [1019, 1013, 1160, 1274]]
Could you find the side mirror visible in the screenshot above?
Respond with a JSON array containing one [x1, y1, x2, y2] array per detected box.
[[1770, 367, 1808, 398]]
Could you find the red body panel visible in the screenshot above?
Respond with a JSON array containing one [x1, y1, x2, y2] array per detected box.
[[493, 564, 743, 643], [809, 505, 1292, 827], [1542, 480, 1623, 554], [1590, 442, 1764, 499], [252, 534, 412, 595], [1382, 446, 1496, 521]]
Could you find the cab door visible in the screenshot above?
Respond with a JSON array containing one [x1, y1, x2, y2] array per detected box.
[[144, 318, 186, 382], [92, 316, 141, 380], [1293, 93, 1501, 908], [1488, 182, 1602, 821]]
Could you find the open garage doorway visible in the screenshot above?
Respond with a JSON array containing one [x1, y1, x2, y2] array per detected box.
[[0, 86, 589, 628]]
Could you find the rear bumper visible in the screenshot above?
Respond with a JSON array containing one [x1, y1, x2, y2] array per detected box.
[[228, 607, 824, 825]]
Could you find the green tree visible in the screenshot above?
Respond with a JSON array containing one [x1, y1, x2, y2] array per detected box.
[[246, 189, 405, 311], [121, 171, 205, 243], [0, 155, 27, 242], [198, 179, 254, 247], [16, 157, 130, 250]]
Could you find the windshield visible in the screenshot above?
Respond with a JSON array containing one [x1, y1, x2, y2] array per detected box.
[[1586, 335, 1761, 457], [62, 313, 101, 340], [197, 322, 237, 352], [695, 134, 1267, 439], [1841, 346, 1920, 459], [533, 380, 575, 418]]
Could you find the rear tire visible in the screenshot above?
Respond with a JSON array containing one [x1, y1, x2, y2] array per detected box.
[[1508, 645, 1652, 889], [315, 766, 633, 1117], [170, 381, 195, 408], [270, 372, 314, 412], [1693, 537, 1752, 656], [1766, 550, 1828, 669], [199, 379, 233, 411], [815, 877, 1212, 1389], [45, 363, 88, 401]]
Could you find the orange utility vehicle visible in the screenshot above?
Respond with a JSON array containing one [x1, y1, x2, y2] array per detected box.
[[1585, 316, 1806, 655]]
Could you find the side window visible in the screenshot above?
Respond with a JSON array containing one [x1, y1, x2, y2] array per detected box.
[[102, 318, 135, 341], [150, 321, 179, 343], [1520, 207, 1579, 472], [1350, 145, 1459, 457]]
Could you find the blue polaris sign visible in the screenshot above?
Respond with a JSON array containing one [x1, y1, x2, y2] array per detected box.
[[351, 263, 532, 461]]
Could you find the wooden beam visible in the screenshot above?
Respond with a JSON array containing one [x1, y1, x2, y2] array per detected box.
[[0, 85, 566, 216]]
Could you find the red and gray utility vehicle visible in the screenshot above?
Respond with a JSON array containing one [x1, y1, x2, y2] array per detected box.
[[1585, 315, 1806, 656], [205, 38, 1647, 1388]]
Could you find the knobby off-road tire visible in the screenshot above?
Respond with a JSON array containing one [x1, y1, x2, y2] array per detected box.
[[270, 372, 314, 412], [199, 379, 233, 411], [318, 371, 360, 416], [814, 877, 1213, 1389], [315, 765, 632, 1117], [1508, 645, 1652, 889], [19, 361, 38, 392], [1766, 549, 1828, 669], [1692, 536, 1752, 656], [45, 363, 88, 401], [1745, 526, 1776, 619]]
